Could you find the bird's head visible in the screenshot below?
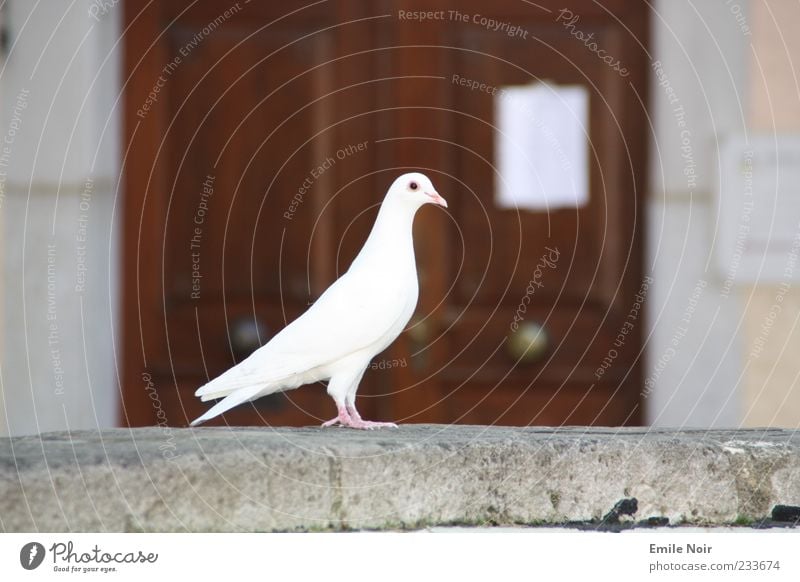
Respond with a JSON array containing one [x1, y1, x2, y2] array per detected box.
[[385, 172, 447, 210]]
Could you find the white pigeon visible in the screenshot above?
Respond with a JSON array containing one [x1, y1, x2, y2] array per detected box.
[[190, 172, 447, 429]]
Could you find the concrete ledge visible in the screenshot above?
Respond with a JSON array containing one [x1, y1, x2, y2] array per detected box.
[[1, 425, 799, 532]]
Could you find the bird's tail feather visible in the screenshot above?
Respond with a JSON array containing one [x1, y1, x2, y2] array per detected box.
[[199, 387, 241, 402], [189, 384, 266, 427], [194, 370, 294, 402], [194, 373, 255, 400], [194, 361, 296, 401]]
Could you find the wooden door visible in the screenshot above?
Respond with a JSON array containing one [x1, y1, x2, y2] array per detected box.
[[122, 1, 648, 427], [388, 1, 649, 426]]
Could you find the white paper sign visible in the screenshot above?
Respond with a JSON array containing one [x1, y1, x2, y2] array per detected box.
[[494, 82, 589, 211]]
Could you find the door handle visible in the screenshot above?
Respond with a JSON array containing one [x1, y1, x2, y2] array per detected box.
[[230, 317, 268, 359], [507, 322, 549, 364], [406, 316, 433, 370], [407, 316, 432, 347]]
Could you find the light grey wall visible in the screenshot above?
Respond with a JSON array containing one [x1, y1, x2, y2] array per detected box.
[[645, 0, 750, 427], [0, 1, 121, 435]]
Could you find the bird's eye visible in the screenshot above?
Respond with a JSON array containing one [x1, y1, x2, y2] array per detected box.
[[409, 181, 418, 191]]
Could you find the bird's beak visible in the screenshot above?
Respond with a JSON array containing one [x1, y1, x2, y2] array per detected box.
[[425, 190, 448, 208]]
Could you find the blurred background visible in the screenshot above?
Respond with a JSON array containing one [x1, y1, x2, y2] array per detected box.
[[1, 0, 798, 435]]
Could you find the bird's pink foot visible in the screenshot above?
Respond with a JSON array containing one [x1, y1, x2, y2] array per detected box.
[[322, 406, 398, 430], [346, 405, 398, 430], [321, 406, 352, 428]]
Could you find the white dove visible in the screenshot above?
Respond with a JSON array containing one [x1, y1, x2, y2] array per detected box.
[[190, 172, 447, 429]]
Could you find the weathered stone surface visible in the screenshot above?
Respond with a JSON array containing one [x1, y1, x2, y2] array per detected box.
[[1, 425, 799, 532]]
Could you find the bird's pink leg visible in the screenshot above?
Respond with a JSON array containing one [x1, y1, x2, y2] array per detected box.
[[321, 404, 398, 429], [321, 405, 352, 428], [346, 404, 398, 429]]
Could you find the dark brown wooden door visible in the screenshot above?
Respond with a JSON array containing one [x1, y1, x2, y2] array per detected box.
[[122, 1, 648, 427]]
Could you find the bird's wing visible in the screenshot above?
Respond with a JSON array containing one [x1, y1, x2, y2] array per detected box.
[[195, 269, 412, 397]]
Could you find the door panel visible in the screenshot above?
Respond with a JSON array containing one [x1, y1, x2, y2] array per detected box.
[[123, 0, 648, 427], [420, 16, 643, 425]]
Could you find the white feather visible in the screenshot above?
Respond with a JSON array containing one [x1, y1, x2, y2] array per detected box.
[[190, 172, 444, 426]]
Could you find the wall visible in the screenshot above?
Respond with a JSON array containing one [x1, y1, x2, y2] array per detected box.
[[0, 1, 120, 435], [645, 0, 749, 427], [647, 0, 800, 429], [741, 0, 800, 427]]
